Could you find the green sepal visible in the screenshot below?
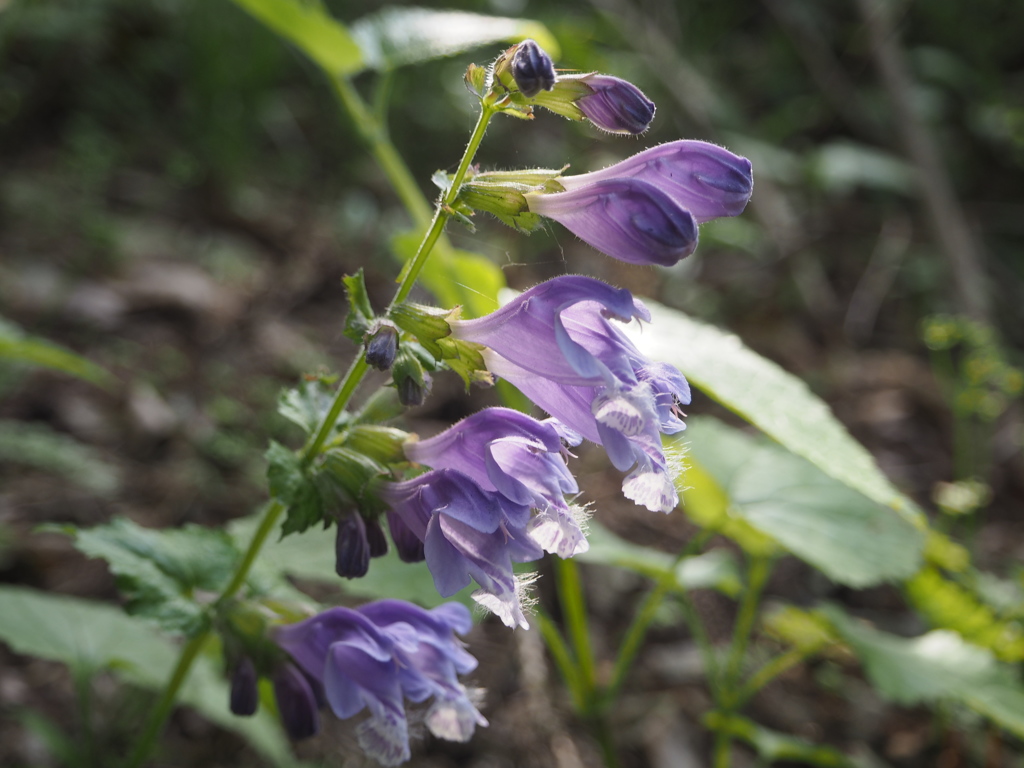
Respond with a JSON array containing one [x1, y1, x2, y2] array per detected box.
[[341, 425, 410, 464], [322, 446, 389, 510], [278, 376, 338, 435], [389, 302, 454, 359], [468, 167, 567, 188], [391, 346, 431, 406], [456, 182, 541, 232], [464, 62, 490, 100], [441, 339, 493, 390], [530, 75, 593, 121], [353, 386, 405, 424], [266, 441, 324, 537], [343, 269, 376, 345]]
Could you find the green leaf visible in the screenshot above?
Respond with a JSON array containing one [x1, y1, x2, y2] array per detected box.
[[342, 268, 375, 345], [229, 0, 363, 76], [349, 8, 558, 72], [228, 512, 473, 609], [684, 418, 924, 586], [577, 521, 741, 597], [0, 586, 293, 764], [0, 419, 119, 495], [0, 318, 113, 388], [277, 377, 336, 435], [904, 567, 1024, 662], [390, 230, 504, 319], [704, 712, 853, 767], [823, 604, 1024, 739], [266, 442, 324, 537], [61, 518, 239, 635], [626, 302, 924, 526]]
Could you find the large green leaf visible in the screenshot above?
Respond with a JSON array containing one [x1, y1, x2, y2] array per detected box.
[[350, 7, 558, 72], [60, 518, 240, 634], [626, 303, 922, 525], [0, 587, 293, 764], [229, 511, 473, 609], [683, 418, 924, 586], [0, 318, 112, 388], [824, 604, 1024, 739], [229, 0, 363, 75]]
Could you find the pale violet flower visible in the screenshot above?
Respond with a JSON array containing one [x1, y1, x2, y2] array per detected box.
[[450, 276, 690, 513]]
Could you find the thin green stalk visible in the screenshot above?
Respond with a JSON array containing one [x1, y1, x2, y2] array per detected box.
[[677, 581, 722, 702], [125, 631, 207, 768], [604, 530, 713, 707], [713, 554, 773, 768], [125, 97, 499, 768], [733, 646, 810, 708], [553, 557, 597, 701], [534, 610, 587, 713]]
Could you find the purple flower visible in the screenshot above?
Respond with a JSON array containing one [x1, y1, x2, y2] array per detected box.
[[525, 140, 753, 266], [275, 600, 485, 766], [527, 178, 698, 266], [378, 469, 543, 629], [575, 74, 656, 135], [559, 139, 753, 223], [450, 276, 690, 513], [271, 662, 322, 740], [404, 408, 588, 560], [511, 39, 556, 98]]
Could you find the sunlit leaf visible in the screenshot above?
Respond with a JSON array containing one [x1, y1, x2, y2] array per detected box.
[[824, 604, 1024, 739], [625, 303, 923, 526], [229, 0, 363, 75], [683, 418, 924, 586], [350, 7, 558, 72], [0, 587, 292, 763]]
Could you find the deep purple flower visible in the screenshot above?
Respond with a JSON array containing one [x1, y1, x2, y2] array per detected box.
[[271, 662, 322, 740], [525, 140, 753, 266], [511, 39, 556, 98], [229, 656, 259, 717], [378, 469, 542, 629], [275, 600, 485, 766], [527, 178, 698, 266], [335, 513, 370, 578], [576, 74, 656, 135], [404, 407, 588, 559], [450, 276, 690, 513]]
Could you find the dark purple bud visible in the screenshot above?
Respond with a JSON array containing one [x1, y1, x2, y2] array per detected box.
[[365, 516, 389, 558], [387, 510, 425, 562], [335, 513, 370, 579], [396, 368, 431, 407], [364, 322, 399, 371], [229, 657, 259, 717], [577, 74, 655, 135], [272, 662, 320, 741], [511, 39, 556, 98]]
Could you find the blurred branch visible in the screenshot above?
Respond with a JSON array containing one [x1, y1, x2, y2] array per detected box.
[[855, 0, 991, 324], [844, 214, 913, 342]]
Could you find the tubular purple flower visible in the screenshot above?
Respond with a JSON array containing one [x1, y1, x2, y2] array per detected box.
[[450, 276, 690, 514], [271, 662, 321, 740], [558, 139, 753, 223], [275, 600, 486, 766], [526, 178, 698, 266], [377, 469, 543, 629], [576, 74, 656, 135], [404, 408, 588, 559]]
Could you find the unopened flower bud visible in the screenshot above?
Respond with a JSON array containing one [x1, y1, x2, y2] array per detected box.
[[364, 321, 399, 371], [387, 510, 425, 562], [229, 656, 259, 717], [392, 348, 432, 407], [365, 515, 389, 558], [334, 513, 370, 579], [272, 663, 321, 741], [511, 39, 556, 98], [576, 74, 655, 135]]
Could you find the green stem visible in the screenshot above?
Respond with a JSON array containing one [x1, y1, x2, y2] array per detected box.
[[125, 631, 207, 768], [733, 646, 810, 708], [534, 610, 587, 713], [713, 554, 773, 768], [126, 96, 499, 768], [554, 557, 597, 701], [604, 530, 712, 707]]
